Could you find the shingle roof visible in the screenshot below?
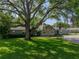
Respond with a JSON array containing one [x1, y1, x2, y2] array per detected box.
[[10, 27, 25, 31]]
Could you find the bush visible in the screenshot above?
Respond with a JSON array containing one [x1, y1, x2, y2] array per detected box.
[[0, 13, 11, 38], [31, 30, 42, 36]]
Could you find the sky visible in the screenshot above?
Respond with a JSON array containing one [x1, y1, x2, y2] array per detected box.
[[44, 19, 57, 25]]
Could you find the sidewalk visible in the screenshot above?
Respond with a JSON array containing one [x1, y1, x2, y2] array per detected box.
[[63, 35, 79, 43], [63, 35, 79, 39]]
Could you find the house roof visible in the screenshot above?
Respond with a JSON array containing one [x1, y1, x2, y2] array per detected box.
[[10, 27, 25, 31]]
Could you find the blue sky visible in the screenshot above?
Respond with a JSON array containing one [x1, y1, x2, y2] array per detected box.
[[44, 19, 57, 25]]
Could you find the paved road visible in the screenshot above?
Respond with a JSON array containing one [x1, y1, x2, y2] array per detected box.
[[63, 35, 79, 43]]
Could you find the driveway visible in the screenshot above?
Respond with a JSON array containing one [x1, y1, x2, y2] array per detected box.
[[63, 35, 79, 43]]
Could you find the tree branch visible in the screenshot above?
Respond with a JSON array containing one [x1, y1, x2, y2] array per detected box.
[[0, 8, 18, 14], [31, 2, 43, 19], [8, 0, 24, 15], [31, 2, 59, 30], [25, 0, 31, 23], [0, 8, 25, 21]]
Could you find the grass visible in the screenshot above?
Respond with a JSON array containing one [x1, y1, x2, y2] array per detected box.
[[0, 37, 78, 59]]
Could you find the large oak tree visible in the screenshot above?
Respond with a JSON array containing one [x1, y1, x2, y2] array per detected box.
[[0, 0, 71, 40]]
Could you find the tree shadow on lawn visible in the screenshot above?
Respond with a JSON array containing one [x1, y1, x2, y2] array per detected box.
[[0, 38, 79, 59]]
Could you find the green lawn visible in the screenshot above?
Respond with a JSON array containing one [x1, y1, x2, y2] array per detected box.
[[0, 37, 79, 59]]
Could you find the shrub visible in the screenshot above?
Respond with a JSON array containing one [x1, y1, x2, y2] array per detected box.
[[0, 13, 11, 38]]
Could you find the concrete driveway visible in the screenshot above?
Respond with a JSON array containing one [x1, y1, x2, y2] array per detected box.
[[63, 35, 79, 43]]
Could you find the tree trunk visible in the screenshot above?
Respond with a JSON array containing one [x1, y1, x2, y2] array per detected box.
[[25, 23, 31, 40]]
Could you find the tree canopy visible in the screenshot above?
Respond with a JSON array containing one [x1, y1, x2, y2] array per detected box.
[[0, 0, 79, 40]]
